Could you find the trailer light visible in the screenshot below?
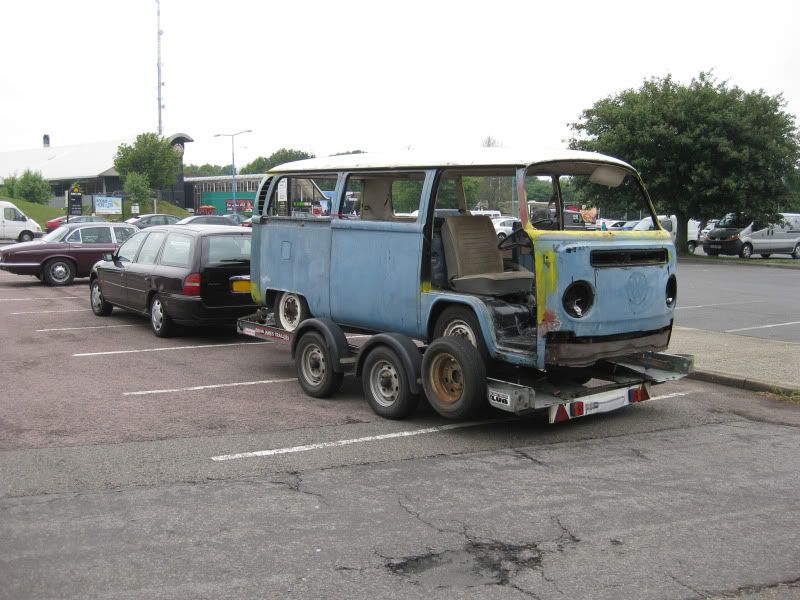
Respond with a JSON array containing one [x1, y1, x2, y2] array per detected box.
[[183, 272, 202, 296], [562, 281, 594, 318], [628, 385, 650, 403], [666, 275, 677, 307]]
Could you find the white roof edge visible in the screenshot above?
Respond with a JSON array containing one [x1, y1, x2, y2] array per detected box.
[[268, 148, 635, 174]]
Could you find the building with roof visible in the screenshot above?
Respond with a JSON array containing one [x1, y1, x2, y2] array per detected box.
[[0, 133, 193, 208]]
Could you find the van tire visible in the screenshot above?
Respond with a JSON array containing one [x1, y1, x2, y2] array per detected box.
[[687, 241, 696, 254], [433, 305, 490, 363], [422, 336, 486, 419], [17, 231, 34, 243], [740, 243, 753, 259], [362, 345, 419, 419], [43, 258, 75, 286], [295, 330, 343, 398], [276, 292, 308, 332], [792, 244, 800, 260]]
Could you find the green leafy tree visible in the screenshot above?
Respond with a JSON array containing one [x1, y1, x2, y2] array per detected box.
[[184, 163, 229, 177], [331, 150, 366, 156], [15, 170, 51, 203], [240, 149, 315, 174], [569, 72, 800, 252], [114, 133, 181, 190], [123, 172, 151, 214], [2, 174, 19, 198]]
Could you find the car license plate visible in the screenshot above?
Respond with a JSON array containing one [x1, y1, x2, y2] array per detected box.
[[710, 244, 721, 249], [231, 280, 250, 294]]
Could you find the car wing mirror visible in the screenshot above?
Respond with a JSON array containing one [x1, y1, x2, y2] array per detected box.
[[102, 252, 114, 262]]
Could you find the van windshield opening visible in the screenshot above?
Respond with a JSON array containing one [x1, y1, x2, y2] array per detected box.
[[717, 212, 751, 228]]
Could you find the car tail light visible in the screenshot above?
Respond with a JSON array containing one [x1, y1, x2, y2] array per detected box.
[[183, 272, 201, 296]]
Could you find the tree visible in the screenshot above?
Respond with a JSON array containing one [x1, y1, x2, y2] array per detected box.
[[123, 172, 151, 213], [240, 149, 315, 174], [114, 133, 182, 190], [569, 72, 800, 252], [14, 170, 51, 203], [184, 163, 229, 177]]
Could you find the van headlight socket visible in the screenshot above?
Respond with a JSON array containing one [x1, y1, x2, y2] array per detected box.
[[562, 281, 594, 318], [666, 275, 677, 307]]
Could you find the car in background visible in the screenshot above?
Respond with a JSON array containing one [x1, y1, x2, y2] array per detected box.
[[699, 219, 719, 243], [491, 216, 520, 240], [597, 219, 627, 230], [225, 213, 251, 226], [0, 222, 138, 285], [89, 225, 257, 337], [0, 200, 43, 242], [125, 214, 182, 229], [241, 216, 253, 228], [621, 219, 641, 230], [45, 215, 107, 233], [175, 215, 239, 226]]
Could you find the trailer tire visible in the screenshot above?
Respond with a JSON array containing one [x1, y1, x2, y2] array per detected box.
[[422, 336, 486, 419], [295, 330, 343, 398], [362, 346, 419, 419]]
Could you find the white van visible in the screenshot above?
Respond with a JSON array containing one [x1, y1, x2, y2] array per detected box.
[[704, 212, 800, 259], [0, 200, 43, 242]]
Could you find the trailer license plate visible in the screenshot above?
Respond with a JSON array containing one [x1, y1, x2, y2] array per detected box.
[[231, 280, 250, 293]]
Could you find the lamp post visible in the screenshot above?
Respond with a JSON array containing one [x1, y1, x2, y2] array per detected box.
[[214, 129, 252, 217]]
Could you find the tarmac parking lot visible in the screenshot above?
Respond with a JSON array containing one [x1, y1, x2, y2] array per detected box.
[[2, 267, 800, 599]]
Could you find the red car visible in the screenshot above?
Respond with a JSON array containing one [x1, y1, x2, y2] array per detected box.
[[45, 215, 107, 233], [0, 222, 138, 285]]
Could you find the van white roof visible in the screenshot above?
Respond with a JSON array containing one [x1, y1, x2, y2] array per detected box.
[[269, 148, 634, 173]]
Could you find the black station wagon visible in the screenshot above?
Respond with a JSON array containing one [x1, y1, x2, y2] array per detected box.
[[89, 225, 257, 337]]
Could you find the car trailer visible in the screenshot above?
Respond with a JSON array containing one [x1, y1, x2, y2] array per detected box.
[[238, 310, 693, 424]]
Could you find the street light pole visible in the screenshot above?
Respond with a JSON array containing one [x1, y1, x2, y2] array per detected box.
[[214, 129, 252, 217]]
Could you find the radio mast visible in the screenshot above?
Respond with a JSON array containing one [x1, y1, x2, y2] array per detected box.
[[156, 0, 164, 135]]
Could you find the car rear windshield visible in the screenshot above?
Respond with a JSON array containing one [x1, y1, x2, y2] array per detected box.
[[202, 234, 251, 265]]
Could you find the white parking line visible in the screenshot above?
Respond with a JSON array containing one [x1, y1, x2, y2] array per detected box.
[[124, 377, 297, 396], [74, 341, 273, 357], [10, 308, 91, 315], [210, 392, 688, 462], [0, 296, 83, 302], [676, 300, 766, 310], [725, 321, 800, 333], [36, 324, 138, 333], [211, 418, 515, 461]]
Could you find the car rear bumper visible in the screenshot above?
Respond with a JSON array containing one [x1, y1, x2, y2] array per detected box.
[[163, 294, 258, 326]]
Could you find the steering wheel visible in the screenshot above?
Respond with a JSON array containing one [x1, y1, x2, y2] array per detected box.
[[498, 227, 532, 250]]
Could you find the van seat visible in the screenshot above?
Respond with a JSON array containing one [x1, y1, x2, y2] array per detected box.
[[441, 215, 533, 296]]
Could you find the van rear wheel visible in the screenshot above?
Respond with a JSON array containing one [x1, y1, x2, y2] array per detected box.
[[433, 305, 489, 363]]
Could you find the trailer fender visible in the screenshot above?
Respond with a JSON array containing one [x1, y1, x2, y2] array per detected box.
[[291, 318, 350, 373], [355, 333, 423, 395]]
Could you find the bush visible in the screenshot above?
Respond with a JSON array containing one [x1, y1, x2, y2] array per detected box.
[[14, 170, 51, 204]]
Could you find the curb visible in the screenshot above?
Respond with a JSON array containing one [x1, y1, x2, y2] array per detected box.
[[687, 369, 800, 395], [678, 256, 800, 270]]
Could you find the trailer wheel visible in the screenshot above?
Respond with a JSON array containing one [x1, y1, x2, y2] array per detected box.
[[422, 336, 486, 419], [276, 292, 308, 332], [295, 330, 343, 398], [362, 345, 419, 419]]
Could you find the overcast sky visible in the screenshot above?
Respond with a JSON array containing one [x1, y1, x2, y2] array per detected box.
[[2, 0, 799, 168]]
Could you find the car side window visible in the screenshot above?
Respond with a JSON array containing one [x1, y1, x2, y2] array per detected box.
[[117, 232, 147, 262], [114, 227, 136, 243], [80, 227, 112, 243], [66, 229, 82, 243], [167, 216, 180, 224], [160, 233, 193, 267], [136, 232, 166, 265]]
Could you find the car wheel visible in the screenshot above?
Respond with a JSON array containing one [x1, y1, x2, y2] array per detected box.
[[422, 336, 486, 419], [707, 251, 719, 256], [433, 305, 489, 363], [740, 243, 753, 259], [497, 232, 507, 241], [792, 244, 800, 260], [276, 292, 308, 332], [760, 254, 771, 259], [90, 279, 113, 316], [362, 346, 419, 419], [17, 231, 34, 243], [150, 294, 174, 337], [43, 258, 75, 286], [687, 241, 696, 254], [295, 330, 343, 398]]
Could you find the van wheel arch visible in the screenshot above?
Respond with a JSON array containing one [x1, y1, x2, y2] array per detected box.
[[17, 231, 34, 243]]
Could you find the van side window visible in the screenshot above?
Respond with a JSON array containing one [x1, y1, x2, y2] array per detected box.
[[267, 176, 337, 218], [344, 172, 424, 221], [4, 208, 15, 220]]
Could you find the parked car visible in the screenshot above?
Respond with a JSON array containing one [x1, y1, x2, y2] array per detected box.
[[89, 225, 257, 336], [225, 213, 251, 226], [703, 212, 800, 259], [175, 215, 239, 226], [0, 222, 138, 285], [45, 215, 107, 233], [0, 200, 43, 242], [241, 217, 253, 228], [699, 219, 719, 244], [125, 214, 182, 229], [492, 216, 520, 240], [621, 219, 641, 230]]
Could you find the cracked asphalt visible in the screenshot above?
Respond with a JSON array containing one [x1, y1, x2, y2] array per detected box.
[[1, 270, 800, 599]]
